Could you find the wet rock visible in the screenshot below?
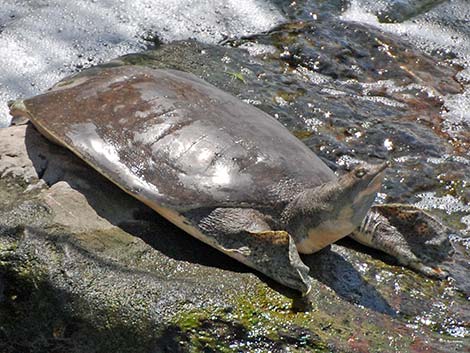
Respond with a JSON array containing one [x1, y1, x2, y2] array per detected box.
[[1, 12, 470, 352]]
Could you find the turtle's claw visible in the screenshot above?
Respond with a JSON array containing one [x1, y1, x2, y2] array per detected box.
[[432, 267, 449, 280], [351, 204, 454, 279], [408, 261, 449, 280]]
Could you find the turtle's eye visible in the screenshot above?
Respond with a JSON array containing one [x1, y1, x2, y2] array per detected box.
[[355, 168, 366, 178]]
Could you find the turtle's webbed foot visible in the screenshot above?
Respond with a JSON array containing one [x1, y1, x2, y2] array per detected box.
[[219, 229, 313, 295], [351, 204, 454, 278], [199, 208, 313, 295]]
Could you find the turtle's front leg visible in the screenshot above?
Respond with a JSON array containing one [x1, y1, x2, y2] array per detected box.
[[197, 207, 313, 295], [350, 204, 454, 278]]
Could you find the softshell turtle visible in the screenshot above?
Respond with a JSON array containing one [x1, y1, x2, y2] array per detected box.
[[9, 65, 452, 295]]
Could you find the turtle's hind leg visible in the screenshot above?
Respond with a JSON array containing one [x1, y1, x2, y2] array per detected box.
[[197, 208, 313, 295], [351, 204, 454, 278]]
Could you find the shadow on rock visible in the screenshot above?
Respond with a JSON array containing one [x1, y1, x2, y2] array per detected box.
[[303, 246, 396, 316], [238, 243, 396, 314], [119, 218, 248, 273], [0, 226, 173, 353]]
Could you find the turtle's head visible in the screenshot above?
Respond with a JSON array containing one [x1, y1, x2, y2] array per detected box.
[[283, 162, 387, 253], [336, 162, 388, 225]]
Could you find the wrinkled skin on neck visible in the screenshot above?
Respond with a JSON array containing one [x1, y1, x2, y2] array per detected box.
[[282, 163, 387, 254]]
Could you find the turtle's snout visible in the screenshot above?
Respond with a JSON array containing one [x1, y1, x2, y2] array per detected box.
[[366, 161, 388, 191], [370, 161, 389, 177]]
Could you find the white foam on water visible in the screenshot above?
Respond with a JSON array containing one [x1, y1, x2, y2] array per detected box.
[[0, 0, 284, 127]]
